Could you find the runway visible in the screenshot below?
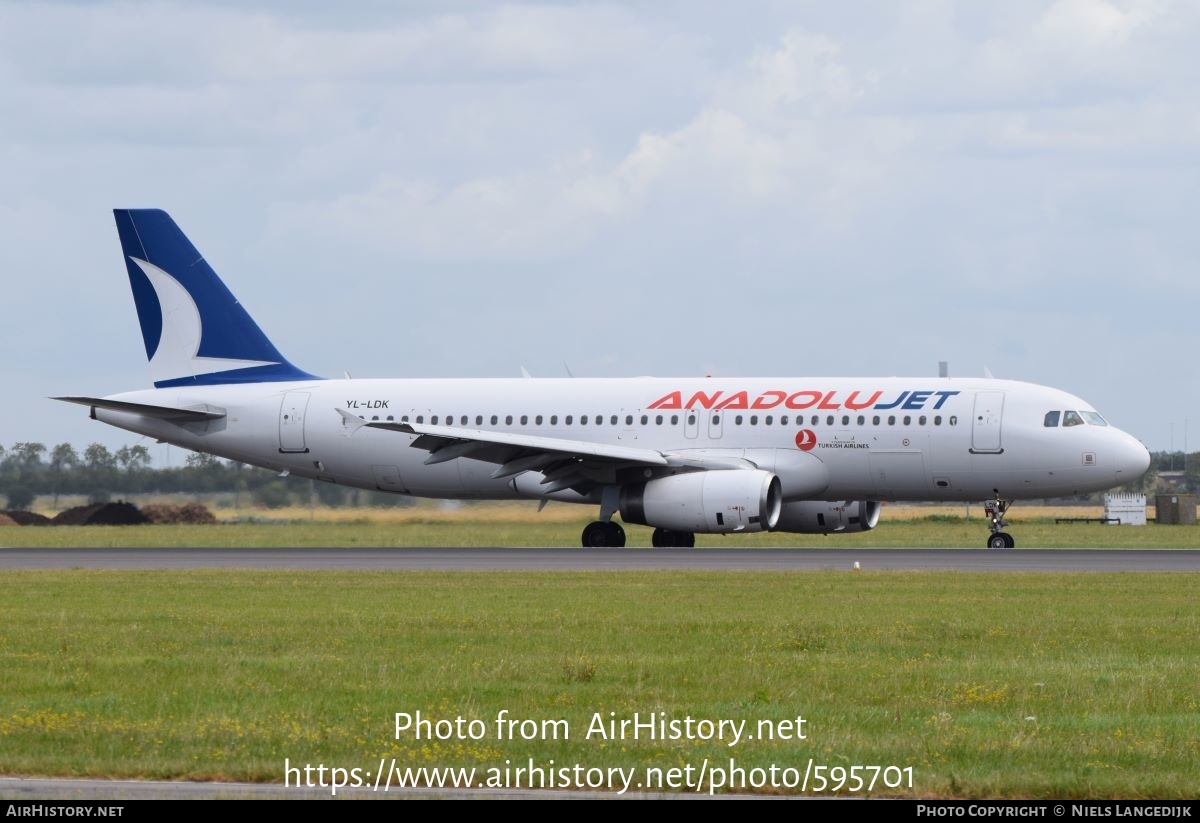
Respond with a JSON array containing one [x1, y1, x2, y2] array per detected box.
[[0, 548, 1197, 571]]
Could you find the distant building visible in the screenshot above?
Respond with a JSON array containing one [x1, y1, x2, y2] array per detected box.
[[1157, 470, 1188, 492]]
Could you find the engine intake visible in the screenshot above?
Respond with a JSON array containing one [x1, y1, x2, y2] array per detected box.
[[620, 469, 781, 534]]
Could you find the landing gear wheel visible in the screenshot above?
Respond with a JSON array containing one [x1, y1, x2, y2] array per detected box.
[[986, 532, 1015, 549], [983, 493, 1015, 550], [582, 521, 626, 548], [652, 528, 696, 548]]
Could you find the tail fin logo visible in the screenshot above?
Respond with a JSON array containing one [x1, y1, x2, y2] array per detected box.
[[129, 256, 280, 384]]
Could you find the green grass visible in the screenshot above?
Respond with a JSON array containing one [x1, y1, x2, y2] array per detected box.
[[1, 518, 1199, 548], [0, 570, 1197, 797]]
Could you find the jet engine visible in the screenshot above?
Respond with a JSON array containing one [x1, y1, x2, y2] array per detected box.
[[620, 469, 781, 534], [773, 500, 881, 534]]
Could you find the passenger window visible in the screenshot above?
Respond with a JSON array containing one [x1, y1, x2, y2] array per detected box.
[[671, 415, 679, 425], [566, 415, 573, 425], [505, 415, 513, 425], [1063, 410, 1084, 427], [841, 415, 849, 426], [431, 416, 439, 425], [919, 415, 926, 425], [826, 415, 834, 426], [765, 415, 773, 425], [888, 416, 895, 425], [749, 415, 758, 425], [688, 414, 696, 425], [550, 415, 558, 425], [735, 415, 744, 425], [581, 415, 589, 425], [903, 416, 911, 426], [934, 415, 941, 425], [712, 414, 721, 424], [490, 415, 498, 425], [520, 415, 528, 425], [401, 416, 409, 423], [535, 415, 543, 425], [656, 415, 663, 425], [611, 415, 618, 425], [781, 415, 788, 425], [475, 415, 482, 425], [872, 416, 880, 425], [386, 415, 393, 421], [857, 415, 864, 425], [949, 416, 957, 425], [625, 415, 633, 425], [1044, 411, 1061, 427], [640, 415, 648, 425]]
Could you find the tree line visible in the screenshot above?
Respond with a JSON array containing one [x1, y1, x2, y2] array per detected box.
[[0, 440, 1189, 511], [0, 442, 412, 510]]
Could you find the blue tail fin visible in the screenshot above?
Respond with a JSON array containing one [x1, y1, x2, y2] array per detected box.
[[113, 209, 319, 387]]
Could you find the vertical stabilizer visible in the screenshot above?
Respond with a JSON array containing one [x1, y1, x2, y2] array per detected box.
[[113, 209, 318, 387]]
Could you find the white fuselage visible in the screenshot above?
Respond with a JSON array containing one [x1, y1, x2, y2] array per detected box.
[[91, 376, 1150, 504]]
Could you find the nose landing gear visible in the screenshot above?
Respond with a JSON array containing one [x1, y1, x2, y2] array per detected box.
[[984, 493, 1015, 548]]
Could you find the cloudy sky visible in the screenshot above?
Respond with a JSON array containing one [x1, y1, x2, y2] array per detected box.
[[2, 0, 1197, 460]]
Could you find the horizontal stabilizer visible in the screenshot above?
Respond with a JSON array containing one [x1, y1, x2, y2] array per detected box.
[[53, 396, 226, 422]]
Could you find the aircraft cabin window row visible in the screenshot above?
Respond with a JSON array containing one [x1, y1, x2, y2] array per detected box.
[[360, 413, 962, 427], [1043, 410, 1109, 428]]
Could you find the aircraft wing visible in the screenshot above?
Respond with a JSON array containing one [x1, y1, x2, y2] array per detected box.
[[336, 408, 751, 492], [54, 396, 226, 422]]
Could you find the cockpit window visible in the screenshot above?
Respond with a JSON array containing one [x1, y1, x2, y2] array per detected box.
[[1044, 411, 1061, 427], [1063, 410, 1084, 427], [1080, 411, 1108, 426]]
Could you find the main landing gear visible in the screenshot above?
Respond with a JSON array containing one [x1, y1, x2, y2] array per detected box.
[[651, 528, 695, 548], [581, 486, 626, 547], [582, 521, 626, 548], [984, 493, 1015, 549]]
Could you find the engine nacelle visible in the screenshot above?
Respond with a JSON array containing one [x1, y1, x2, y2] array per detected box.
[[620, 469, 782, 534], [773, 500, 881, 534]]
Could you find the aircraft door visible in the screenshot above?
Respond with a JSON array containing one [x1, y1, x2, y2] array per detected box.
[[970, 391, 1004, 453], [279, 391, 310, 453]]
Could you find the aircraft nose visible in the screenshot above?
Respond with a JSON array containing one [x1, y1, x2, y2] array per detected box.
[[1115, 434, 1151, 480]]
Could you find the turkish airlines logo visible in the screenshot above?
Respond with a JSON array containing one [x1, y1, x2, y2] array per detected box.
[[795, 429, 817, 451]]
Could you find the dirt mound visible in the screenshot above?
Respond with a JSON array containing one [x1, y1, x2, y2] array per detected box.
[[0, 513, 17, 526], [52, 502, 150, 526], [2, 510, 51, 526], [140, 503, 218, 525]]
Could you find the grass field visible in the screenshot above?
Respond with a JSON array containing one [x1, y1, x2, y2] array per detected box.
[[2, 502, 1198, 548], [2, 504, 1196, 798], [0, 570, 1196, 798]]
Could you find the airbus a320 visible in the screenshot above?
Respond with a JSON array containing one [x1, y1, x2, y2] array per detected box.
[[56, 210, 1151, 548]]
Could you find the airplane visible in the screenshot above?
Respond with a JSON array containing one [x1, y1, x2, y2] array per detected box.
[[55, 209, 1151, 549]]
